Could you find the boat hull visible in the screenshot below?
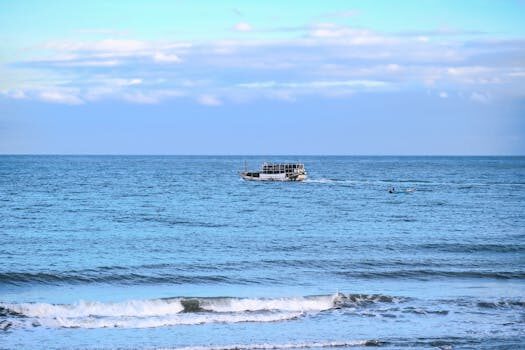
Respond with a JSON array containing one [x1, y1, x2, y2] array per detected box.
[[240, 172, 307, 181]]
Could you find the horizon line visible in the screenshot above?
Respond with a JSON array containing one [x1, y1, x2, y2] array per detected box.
[[1, 154, 524, 157]]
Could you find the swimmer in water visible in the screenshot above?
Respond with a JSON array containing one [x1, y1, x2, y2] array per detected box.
[[388, 187, 395, 193]]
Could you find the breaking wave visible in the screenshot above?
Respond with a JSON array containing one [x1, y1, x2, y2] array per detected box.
[[0, 293, 400, 329]]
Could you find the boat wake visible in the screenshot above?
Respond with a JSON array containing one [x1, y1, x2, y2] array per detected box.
[[164, 340, 383, 350]]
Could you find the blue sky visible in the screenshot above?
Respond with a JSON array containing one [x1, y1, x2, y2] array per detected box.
[[1, 0, 524, 154]]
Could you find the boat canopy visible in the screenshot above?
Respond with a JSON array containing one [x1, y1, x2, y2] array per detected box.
[[261, 163, 305, 174]]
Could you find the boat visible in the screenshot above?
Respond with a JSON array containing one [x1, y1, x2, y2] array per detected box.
[[240, 162, 307, 181]]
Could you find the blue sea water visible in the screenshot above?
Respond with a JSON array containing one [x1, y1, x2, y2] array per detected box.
[[0, 156, 524, 349]]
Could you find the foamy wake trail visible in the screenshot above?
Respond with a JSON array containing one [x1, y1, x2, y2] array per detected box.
[[164, 340, 381, 350], [0, 293, 395, 329], [304, 178, 339, 184]]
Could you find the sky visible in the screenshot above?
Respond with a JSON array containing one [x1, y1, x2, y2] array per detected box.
[[1, 0, 524, 155]]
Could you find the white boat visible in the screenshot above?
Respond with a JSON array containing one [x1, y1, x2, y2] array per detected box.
[[240, 162, 307, 181]]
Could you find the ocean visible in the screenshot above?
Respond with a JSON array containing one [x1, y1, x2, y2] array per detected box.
[[0, 156, 524, 349]]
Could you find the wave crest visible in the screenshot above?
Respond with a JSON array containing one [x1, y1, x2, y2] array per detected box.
[[0, 293, 399, 329]]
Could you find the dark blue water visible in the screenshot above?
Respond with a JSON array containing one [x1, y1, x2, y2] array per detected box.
[[0, 156, 524, 349]]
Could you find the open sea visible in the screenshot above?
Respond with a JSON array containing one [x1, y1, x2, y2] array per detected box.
[[0, 156, 524, 349]]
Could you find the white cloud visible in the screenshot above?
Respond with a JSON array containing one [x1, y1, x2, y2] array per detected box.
[[153, 52, 181, 63], [113, 78, 142, 86], [122, 92, 159, 104], [83, 87, 117, 101], [4, 24, 523, 106], [38, 91, 83, 105], [45, 39, 148, 52], [292, 80, 387, 88], [197, 94, 222, 106], [309, 23, 392, 45], [238, 80, 387, 89], [39, 39, 191, 62], [310, 23, 349, 38], [445, 66, 507, 85], [447, 66, 491, 76], [234, 22, 252, 32], [122, 90, 184, 104], [238, 81, 277, 88], [163, 42, 193, 50], [80, 78, 144, 101], [234, 79, 388, 101], [386, 64, 401, 72], [2, 89, 27, 99], [60, 59, 121, 67], [424, 78, 437, 86], [470, 92, 490, 103]]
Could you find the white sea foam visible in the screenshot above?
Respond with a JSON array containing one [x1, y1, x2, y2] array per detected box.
[[200, 295, 336, 313], [304, 178, 339, 184], [1, 298, 184, 318], [38, 311, 302, 329], [1, 293, 401, 330], [0, 294, 343, 329], [1, 295, 338, 319], [161, 340, 376, 350]]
